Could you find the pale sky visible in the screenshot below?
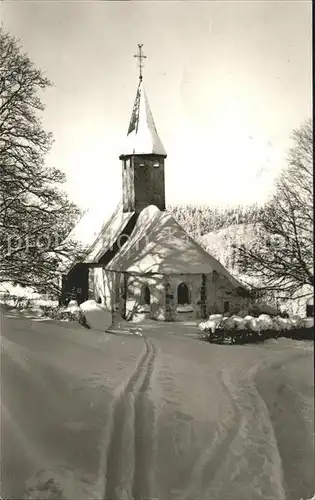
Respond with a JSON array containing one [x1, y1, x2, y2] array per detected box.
[[1, 1, 312, 211]]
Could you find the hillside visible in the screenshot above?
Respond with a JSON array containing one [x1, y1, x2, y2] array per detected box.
[[168, 205, 264, 289], [168, 204, 264, 240], [199, 223, 259, 277], [199, 224, 312, 316]]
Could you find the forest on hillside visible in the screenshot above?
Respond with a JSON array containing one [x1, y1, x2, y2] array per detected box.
[[168, 203, 264, 239]]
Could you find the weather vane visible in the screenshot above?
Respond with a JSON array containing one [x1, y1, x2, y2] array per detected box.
[[133, 44, 147, 81]]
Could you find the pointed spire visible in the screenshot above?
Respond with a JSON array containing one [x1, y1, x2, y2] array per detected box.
[[121, 46, 167, 157]]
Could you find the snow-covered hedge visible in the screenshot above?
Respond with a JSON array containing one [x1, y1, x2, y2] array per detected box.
[[199, 314, 314, 344], [40, 305, 89, 328], [0, 294, 58, 309]]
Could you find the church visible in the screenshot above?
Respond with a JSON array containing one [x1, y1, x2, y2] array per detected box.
[[61, 45, 251, 322]]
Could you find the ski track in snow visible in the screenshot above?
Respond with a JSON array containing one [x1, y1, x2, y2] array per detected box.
[[99, 335, 313, 500], [2, 313, 313, 500], [103, 337, 158, 500], [181, 371, 242, 500], [181, 359, 286, 500]]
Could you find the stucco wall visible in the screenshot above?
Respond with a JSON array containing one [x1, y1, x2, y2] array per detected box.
[[167, 274, 203, 321], [125, 274, 204, 322], [89, 266, 250, 322], [125, 274, 165, 320], [90, 268, 116, 311], [210, 272, 249, 314]]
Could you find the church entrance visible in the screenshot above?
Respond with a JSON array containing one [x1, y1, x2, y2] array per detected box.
[[61, 264, 89, 305]]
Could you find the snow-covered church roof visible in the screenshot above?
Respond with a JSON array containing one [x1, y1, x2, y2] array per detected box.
[[120, 79, 167, 157], [62, 204, 243, 288], [106, 205, 243, 287], [58, 200, 121, 273]]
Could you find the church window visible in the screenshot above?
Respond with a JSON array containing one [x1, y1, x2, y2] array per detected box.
[[140, 285, 151, 305], [177, 282, 190, 305], [153, 161, 159, 168], [224, 301, 230, 313]]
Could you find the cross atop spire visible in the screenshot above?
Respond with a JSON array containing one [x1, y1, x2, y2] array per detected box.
[[133, 44, 147, 81]]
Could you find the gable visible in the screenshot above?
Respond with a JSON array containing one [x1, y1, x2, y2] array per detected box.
[[106, 205, 244, 288]]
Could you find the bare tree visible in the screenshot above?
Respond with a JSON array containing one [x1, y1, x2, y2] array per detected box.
[[235, 119, 313, 301], [0, 27, 82, 294]]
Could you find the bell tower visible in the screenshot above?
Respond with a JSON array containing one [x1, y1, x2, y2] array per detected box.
[[120, 45, 167, 214]]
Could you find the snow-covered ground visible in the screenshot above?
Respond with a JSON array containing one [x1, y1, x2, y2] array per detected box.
[[1, 311, 314, 500]]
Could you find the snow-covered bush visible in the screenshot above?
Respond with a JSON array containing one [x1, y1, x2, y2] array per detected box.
[[243, 315, 254, 328], [258, 314, 274, 330], [237, 309, 249, 318], [231, 315, 246, 330], [221, 317, 235, 330], [209, 314, 223, 323], [198, 321, 207, 332], [80, 300, 112, 330], [198, 311, 313, 344], [302, 317, 314, 328], [40, 305, 89, 328]]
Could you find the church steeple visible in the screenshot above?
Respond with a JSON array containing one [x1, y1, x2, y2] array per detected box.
[[120, 45, 166, 214], [121, 44, 166, 157], [121, 79, 167, 157]]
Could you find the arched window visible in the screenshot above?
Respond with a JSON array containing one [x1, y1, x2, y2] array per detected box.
[[141, 285, 151, 305], [177, 282, 190, 305]]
